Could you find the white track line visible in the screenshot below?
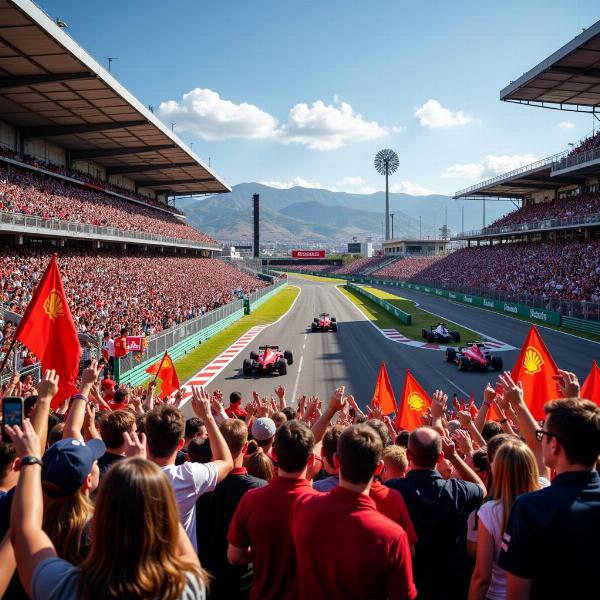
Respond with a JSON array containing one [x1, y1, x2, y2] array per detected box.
[[291, 355, 304, 405], [178, 285, 302, 407]]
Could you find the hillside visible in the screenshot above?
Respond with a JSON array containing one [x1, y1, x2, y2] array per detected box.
[[177, 183, 516, 243]]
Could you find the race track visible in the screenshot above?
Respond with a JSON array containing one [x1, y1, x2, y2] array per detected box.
[[183, 276, 600, 416]]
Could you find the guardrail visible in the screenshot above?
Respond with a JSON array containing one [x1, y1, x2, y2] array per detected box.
[[454, 211, 600, 238], [552, 146, 600, 172], [454, 151, 567, 198], [0, 210, 221, 251], [347, 282, 412, 325]]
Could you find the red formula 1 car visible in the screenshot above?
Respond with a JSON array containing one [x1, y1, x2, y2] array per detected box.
[[311, 313, 337, 332], [445, 342, 503, 372], [242, 345, 293, 376]]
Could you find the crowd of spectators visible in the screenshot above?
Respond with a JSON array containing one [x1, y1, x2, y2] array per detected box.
[[1, 247, 267, 336], [486, 191, 600, 231], [372, 256, 442, 280], [567, 130, 600, 159], [0, 162, 217, 245], [1, 360, 599, 600], [334, 256, 389, 275], [0, 146, 184, 216]]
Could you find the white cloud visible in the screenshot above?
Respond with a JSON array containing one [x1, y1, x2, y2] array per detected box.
[[335, 176, 377, 194], [160, 89, 392, 150], [279, 100, 387, 150], [260, 177, 333, 190], [414, 99, 472, 128], [390, 180, 436, 195], [158, 88, 277, 140], [442, 153, 537, 180], [557, 121, 574, 130]]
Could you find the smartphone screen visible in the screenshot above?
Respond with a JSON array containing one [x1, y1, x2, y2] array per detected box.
[[24, 395, 38, 419], [2, 397, 23, 443]]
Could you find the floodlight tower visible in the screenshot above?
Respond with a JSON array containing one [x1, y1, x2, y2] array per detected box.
[[374, 149, 399, 240]]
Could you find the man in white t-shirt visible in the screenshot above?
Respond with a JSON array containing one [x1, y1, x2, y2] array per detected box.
[[146, 388, 233, 549]]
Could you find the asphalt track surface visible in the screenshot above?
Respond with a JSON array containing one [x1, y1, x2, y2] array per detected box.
[[183, 276, 600, 415]]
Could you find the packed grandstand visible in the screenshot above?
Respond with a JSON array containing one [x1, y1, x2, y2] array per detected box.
[[1, 3, 600, 600]]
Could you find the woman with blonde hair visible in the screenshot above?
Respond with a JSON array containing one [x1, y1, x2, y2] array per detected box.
[[468, 438, 540, 600], [245, 447, 274, 481], [7, 420, 208, 600]]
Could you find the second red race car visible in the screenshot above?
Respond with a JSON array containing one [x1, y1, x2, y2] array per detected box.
[[445, 342, 503, 372], [311, 313, 337, 332], [242, 345, 293, 376]]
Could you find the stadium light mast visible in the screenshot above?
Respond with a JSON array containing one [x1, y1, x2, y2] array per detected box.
[[104, 57, 118, 73], [374, 149, 399, 240], [390, 213, 395, 239]]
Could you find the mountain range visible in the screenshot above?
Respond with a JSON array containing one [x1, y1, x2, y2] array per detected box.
[[177, 182, 516, 244]]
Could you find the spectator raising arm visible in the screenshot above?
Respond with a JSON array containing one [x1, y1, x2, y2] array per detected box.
[[29, 369, 59, 453], [311, 386, 347, 444], [63, 360, 102, 441], [442, 436, 486, 496], [191, 386, 233, 483]]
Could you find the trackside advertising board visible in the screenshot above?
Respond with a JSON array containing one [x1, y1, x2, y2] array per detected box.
[[291, 250, 325, 258]]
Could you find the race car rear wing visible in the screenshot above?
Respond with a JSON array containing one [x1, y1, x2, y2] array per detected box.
[[259, 345, 279, 350]]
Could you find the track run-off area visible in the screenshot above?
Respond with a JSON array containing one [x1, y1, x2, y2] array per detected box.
[[183, 275, 600, 417]]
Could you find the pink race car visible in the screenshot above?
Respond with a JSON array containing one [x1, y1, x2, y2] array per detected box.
[[311, 313, 337, 332], [445, 342, 503, 372]]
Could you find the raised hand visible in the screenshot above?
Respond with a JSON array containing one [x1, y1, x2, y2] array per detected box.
[[498, 372, 524, 408], [80, 359, 102, 390], [483, 383, 495, 404], [441, 435, 457, 460], [329, 386, 347, 414], [431, 390, 448, 419], [274, 385, 286, 401], [37, 369, 59, 401], [556, 369, 580, 398], [457, 410, 472, 429], [5, 419, 41, 460], [451, 428, 473, 456], [123, 431, 147, 458], [191, 386, 211, 420]]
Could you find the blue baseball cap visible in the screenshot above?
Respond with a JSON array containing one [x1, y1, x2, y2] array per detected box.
[[42, 438, 106, 498]]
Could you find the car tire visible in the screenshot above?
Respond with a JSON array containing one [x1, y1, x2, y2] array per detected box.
[[250, 351, 258, 360], [331, 317, 336, 322], [458, 357, 468, 371], [445, 348, 456, 362], [313, 318, 319, 324], [277, 358, 287, 375], [331, 323, 337, 332], [491, 356, 503, 371], [284, 350, 294, 365], [452, 332, 461, 342], [243, 359, 253, 376], [427, 332, 434, 343], [311, 322, 317, 332], [421, 328, 428, 339]]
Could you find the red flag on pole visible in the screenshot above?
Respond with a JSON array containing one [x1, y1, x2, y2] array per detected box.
[[396, 370, 431, 431], [371, 362, 397, 415], [13, 255, 81, 407], [511, 325, 559, 420], [146, 351, 180, 397], [581, 360, 600, 406]]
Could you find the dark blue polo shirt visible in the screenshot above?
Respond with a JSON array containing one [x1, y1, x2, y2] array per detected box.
[[498, 470, 600, 599], [387, 469, 483, 600]]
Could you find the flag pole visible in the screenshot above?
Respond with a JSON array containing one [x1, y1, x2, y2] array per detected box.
[[151, 351, 168, 386]]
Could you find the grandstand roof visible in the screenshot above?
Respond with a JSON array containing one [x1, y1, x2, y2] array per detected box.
[[0, 0, 230, 196], [500, 19, 600, 111], [454, 152, 586, 199]]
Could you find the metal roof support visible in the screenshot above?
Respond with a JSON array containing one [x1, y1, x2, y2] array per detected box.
[[70, 144, 176, 160], [21, 120, 148, 139], [141, 178, 214, 188], [0, 72, 96, 89], [105, 162, 198, 176]]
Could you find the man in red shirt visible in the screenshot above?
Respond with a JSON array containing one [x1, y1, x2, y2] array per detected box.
[[291, 424, 417, 600], [227, 420, 317, 600], [225, 391, 247, 419]]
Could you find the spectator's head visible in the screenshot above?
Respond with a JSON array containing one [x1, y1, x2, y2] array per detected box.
[[336, 424, 383, 486], [273, 420, 315, 475], [245, 448, 274, 481], [487, 433, 515, 464], [437, 457, 453, 479], [395, 430, 410, 448], [321, 425, 345, 474], [120, 327, 128, 337], [272, 412, 286, 428], [0, 441, 17, 489], [282, 406, 297, 421], [113, 388, 129, 406], [482, 420, 503, 442], [491, 439, 540, 531], [542, 398, 600, 470], [472, 448, 491, 490], [252, 417, 276, 450], [184, 417, 206, 441], [408, 427, 442, 469], [229, 391, 242, 406], [145, 405, 184, 459], [381, 445, 408, 482], [47, 422, 65, 447], [187, 438, 212, 464], [99, 410, 136, 451], [79, 458, 207, 597], [219, 418, 248, 461], [447, 420, 461, 436], [365, 419, 391, 448]]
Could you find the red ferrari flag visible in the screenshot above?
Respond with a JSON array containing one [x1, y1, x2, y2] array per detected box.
[[581, 360, 600, 405], [396, 370, 431, 431], [371, 362, 397, 415], [13, 255, 81, 406], [511, 325, 559, 420], [146, 352, 180, 397]]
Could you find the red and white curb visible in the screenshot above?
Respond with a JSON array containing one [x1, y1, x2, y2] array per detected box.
[[381, 329, 515, 352], [178, 325, 267, 404]]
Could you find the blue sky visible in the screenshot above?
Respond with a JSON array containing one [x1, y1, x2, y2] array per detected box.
[[42, 0, 600, 195]]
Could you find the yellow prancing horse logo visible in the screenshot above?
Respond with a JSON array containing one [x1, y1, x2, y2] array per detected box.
[[408, 392, 425, 411], [523, 346, 543, 375], [43, 289, 65, 321], [162, 356, 173, 369]]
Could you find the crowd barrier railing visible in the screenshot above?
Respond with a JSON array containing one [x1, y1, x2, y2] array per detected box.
[[346, 282, 412, 325]]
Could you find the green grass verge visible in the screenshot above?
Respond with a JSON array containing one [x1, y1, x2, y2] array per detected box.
[[285, 271, 347, 284], [152, 286, 300, 393], [340, 284, 483, 343]]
